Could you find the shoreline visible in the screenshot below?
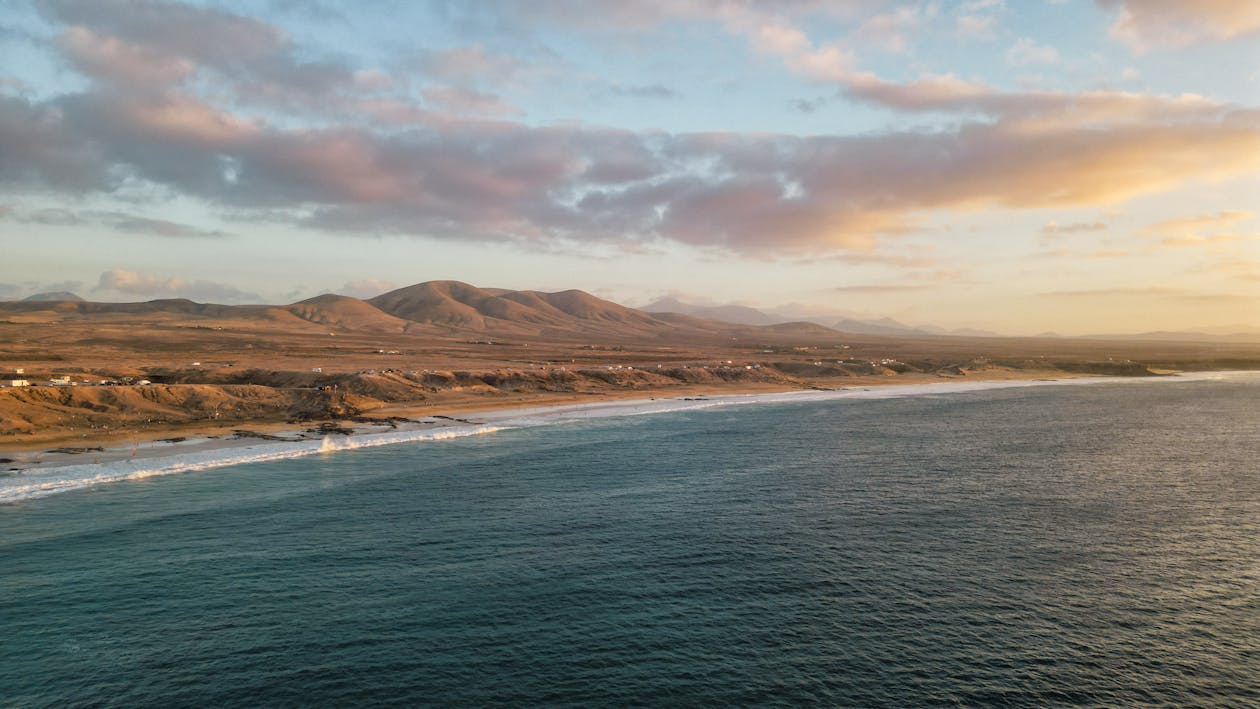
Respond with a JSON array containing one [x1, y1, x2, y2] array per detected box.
[[2, 370, 1071, 455], [4, 370, 1257, 504]]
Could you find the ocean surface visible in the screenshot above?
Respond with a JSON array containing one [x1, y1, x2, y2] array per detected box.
[[2, 373, 1258, 706]]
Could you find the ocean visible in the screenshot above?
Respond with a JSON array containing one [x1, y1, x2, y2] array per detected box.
[[2, 373, 1258, 706]]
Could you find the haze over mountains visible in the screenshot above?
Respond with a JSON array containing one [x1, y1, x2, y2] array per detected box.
[[643, 297, 778, 327], [4, 283, 1257, 344]]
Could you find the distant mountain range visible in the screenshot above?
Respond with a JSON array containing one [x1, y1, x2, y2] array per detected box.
[[0, 281, 836, 343], [644, 296, 1001, 338], [5, 286, 1256, 344], [643, 296, 778, 326]]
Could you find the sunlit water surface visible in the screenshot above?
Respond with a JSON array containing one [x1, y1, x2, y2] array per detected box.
[[3, 375, 1258, 705]]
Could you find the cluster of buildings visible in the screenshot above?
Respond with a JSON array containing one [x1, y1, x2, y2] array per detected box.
[[2, 368, 151, 388]]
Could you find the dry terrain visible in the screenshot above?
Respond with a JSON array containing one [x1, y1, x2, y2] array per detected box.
[[3, 281, 1258, 453]]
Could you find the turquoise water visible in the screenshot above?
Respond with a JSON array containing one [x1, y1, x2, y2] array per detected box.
[[3, 376, 1258, 705]]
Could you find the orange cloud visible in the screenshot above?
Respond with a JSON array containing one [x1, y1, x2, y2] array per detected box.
[[1141, 210, 1255, 236], [1040, 221, 1107, 238], [9, 0, 1260, 257], [1100, 0, 1260, 51]]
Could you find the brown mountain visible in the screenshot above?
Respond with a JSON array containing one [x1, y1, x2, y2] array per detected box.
[[0, 280, 855, 343], [368, 280, 674, 338], [285, 294, 416, 333]]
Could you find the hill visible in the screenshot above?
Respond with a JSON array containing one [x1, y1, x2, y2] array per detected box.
[[285, 294, 416, 333], [369, 281, 675, 338], [23, 291, 84, 302]]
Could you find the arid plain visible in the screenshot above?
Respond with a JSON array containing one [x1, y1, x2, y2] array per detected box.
[[3, 280, 1259, 454]]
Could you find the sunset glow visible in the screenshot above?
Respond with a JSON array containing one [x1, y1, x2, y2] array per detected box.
[[2, 0, 1257, 335]]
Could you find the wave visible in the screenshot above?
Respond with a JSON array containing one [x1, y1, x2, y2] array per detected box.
[[5, 370, 1257, 504], [0, 425, 503, 504]]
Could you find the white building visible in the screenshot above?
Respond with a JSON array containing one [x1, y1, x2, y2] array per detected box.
[[6, 379, 29, 387]]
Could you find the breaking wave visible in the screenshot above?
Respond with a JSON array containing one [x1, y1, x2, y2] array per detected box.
[[0, 425, 504, 504]]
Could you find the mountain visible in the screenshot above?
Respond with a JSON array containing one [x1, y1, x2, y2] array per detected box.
[[831, 317, 927, 336], [368, 280, 672, 337], [641, 296, 999, 337], [0, 280, 1251, 346], [830, 317, 1001, 338], [285, 293, 415, 333], [23, 291, 84, 302], [643, 296, 779, 326]]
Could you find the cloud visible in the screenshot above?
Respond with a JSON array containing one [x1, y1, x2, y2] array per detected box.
[[1040, 221, 1107, 237], [1209, 259, 1260, 282], [1156, 233, 1253, 248], [1042, 286, 1187, 297], [802, 250, 939, 268], [637, 2, 1227, 131], [1140, 210, 1254, 236], [956, 14, 998, 39], [95, 268, 260, 302], [852, 6, 924, 52], [0, 279, 85, 299], [608, 83, 679, 99], [1138, 210, 1257, 248], [1006, 38, 1060, 66], [8, 81, 1260, 254], [954, 0, 1005, 39], [5, 0, 1259, 258], [1031, 247, 1130, 259], [833, 284, 933, 293], [422, 85, 520, 116], [5, 207, 230, 237], [790, 96, 830, 113], [0, 95, 110, 192], [1043, 286, 1256, 304], [413, 44, 546, 88], [40, 0, 284, 68], [338, 278, 396, 298], [38, 279, 86, 293], [57, 25, 196, 86], [1099, 0, 1260, 51], [41, 0, 381, 110]]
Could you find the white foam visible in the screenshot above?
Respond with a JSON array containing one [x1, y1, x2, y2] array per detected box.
[[0, 425, 502, 504], [5, 370, 1257, 503]]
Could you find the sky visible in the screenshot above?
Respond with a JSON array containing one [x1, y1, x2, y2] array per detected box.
[[1, 0, 1258, 335]]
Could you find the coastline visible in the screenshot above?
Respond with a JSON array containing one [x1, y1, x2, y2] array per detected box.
[[5, 369, 1256, 504], [2, 369, 1073, 456]]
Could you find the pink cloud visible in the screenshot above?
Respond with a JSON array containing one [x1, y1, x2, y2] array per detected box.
[[421, 85, 521, 117], [1100, 0, 1260, 51], [5, 0, 1259, 260], [58, 26, 195, 86]]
